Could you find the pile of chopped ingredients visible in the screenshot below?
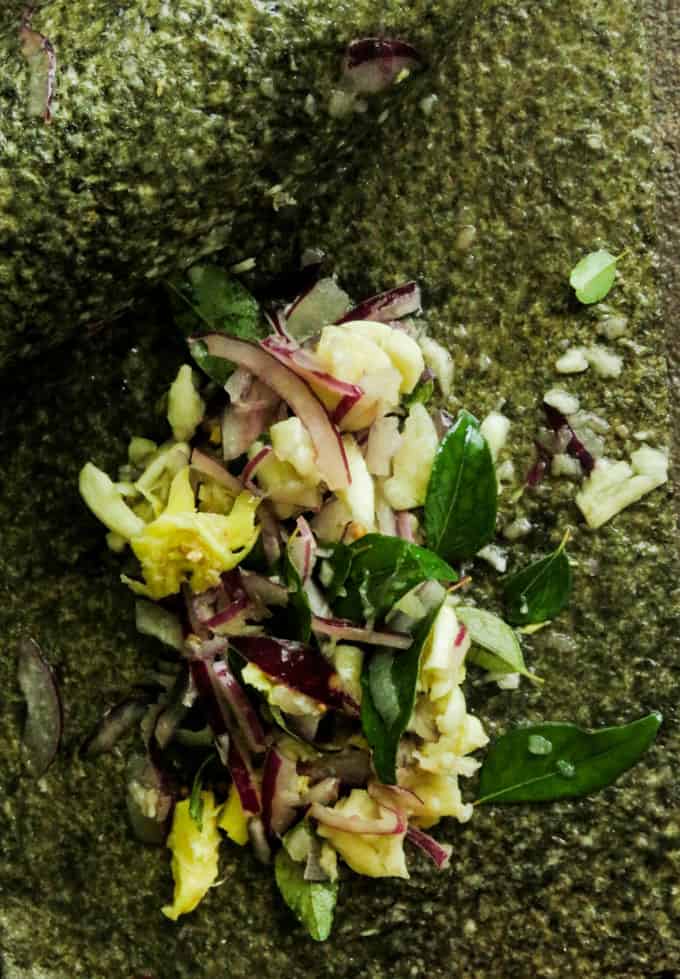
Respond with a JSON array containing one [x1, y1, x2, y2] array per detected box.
[[65, 262, 664, 940]]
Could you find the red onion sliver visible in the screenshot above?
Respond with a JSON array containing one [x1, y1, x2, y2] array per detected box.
[[262, 747, 300, 837], [309, 801, 406, 835], [82, 695, 149, 757], [288, 515, 317, 583], [261, 335, 364, 408], [406, 826, 452, 869], [196, 335, 350, 490], [17, 638, 63, 777], [342, 39, 422, 96], [241, 445, 272, 491], [311, 615, 412, 649], [368, 781, 424, 814], [542, 402, 595, 475], [229, 636, 358, 715], [203, 594, 251, 630], [249, 815, 272, 863], [335, 280, 421, 324], [226, 733, 262, 815], [212, 660, 267, 753], [302, 777, 341, 807], [191, 448, 242, 495], [395, 511, 415, 542]]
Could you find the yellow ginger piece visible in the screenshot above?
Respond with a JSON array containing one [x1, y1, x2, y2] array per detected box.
[[124, 466, 260, 599], [316, 790, 408, 879], [218, 784, 249, 846], [162, 792, 222, 921]]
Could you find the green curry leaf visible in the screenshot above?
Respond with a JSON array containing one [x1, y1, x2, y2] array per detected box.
[[361, 601, 442, 784], [456, 606, 541, 683], [168, 263, 266, 384], [476, 712, 662, 804], [569, 249, 618, 305], [331, 535, 457, 623], [424, 410, 497, 562], [503, 534, 572, 626], [274, 847, 338, 942]]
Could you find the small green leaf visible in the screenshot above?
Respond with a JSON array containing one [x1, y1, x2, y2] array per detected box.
[[361, 601, 443, 784], [503, 534, 572, 626], [274, 847, 338, 941], [332, 535, 457, 623], [168, 263, 266, 384], [188, 754, 215, 830], [403, 376, 434, 410], [477, 712, 662, 804], [456, 606, 541, 683], [424, 410, 497, 563], [569, 249, 618, 304]]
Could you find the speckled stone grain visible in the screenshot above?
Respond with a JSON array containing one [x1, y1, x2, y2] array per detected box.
[[0, 1, 678, 978]]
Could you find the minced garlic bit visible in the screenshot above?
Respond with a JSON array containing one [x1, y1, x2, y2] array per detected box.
[[555, 345, 622, 378], [576, 445, 668, 529]]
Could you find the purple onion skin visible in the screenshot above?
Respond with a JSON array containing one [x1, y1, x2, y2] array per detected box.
[[228, 736, 261, 815], [261, 748, 299, 837], [344, 38, 422, 70], [229, 636, 358, 715], [335, 281, 421, 325], [17, 638, 63, 777], [82, 695, 150, 757], [406, 826, 451, 869], [542, 402, 595, 475]]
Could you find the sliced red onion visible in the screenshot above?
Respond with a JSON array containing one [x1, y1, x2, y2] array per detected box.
[[190, 448, 242, 495], [241, 445, 273, 492], [212, 660, 267, 753], [284, 277, 351, 341], [248, 815, 272, 864], [288, 516, 317, 583], [196, 334, 350, 490], [300, 749, 372, 787], [395, 511, 415, 542], [543, 403, 595, 475], [311, 616, 412, 649], [17, 638, 63, 777], [261, 335, 364, 411], [304, 834, 331, 882], [367, 781, 423, 814], [432, 409, 455, 441], [336, 280, 421, 324], [203, 595, 251, 630], [303, 578, 333, 618], [265, 308, 293, 340], [302, 777, 340, 806], [262, 747, 301, 837], [406, 826, 452, 869], [20, 11, 57, 123], [126, 753, 174, 845], [81, 695, 149, 757], [331, 393, 363, 426], [182, 583, 211, 639], [309, 801, 406, 835], [222, 368, 280, 461], [229, 636, 358, 715], [366, 415, 401, 476], [226, 733, 262, 815], [342, 39, 422, 96], [454, 624, 468, 648], [258, 500, 283, 567]]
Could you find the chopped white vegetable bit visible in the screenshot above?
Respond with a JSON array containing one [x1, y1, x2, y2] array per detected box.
[[485, 671, 521, 691], [167, 365, 205, 442], [336, 435, 376, 531], [555, 345, 622, 378], [551, 454, 583, 479], [544, 388, 579, 417], [383, 403, 438, 510], [584, 344, 622, 378], [476, 543, 508, 573], [576, 445, 668, 529], [419, 336, 454, 397], [555, 347, 589, 374], [503, 517, 532, 541], [479, 411, 510, 461]]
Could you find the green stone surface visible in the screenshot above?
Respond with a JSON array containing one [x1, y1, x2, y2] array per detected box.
[[0, 0, 423, 365], [1, 1, 678, 977]]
